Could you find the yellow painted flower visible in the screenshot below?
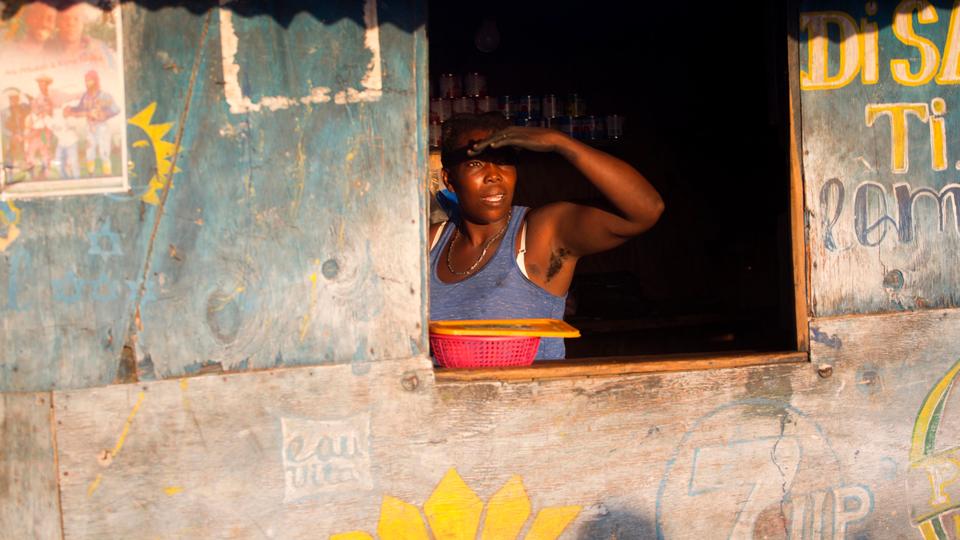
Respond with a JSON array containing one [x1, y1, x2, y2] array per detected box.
[[331, 469, 581, 540]]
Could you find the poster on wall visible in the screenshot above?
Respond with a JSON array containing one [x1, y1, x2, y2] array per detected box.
[[0, 1, 127, 199]]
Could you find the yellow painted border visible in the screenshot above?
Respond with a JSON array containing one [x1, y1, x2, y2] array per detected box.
[[912, 360, 960, 462]]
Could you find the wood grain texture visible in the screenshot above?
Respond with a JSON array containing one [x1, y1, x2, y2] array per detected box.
[[0, 1, 427, 391], [17, 3, 960, 540], [799, 2, 960, 317], [132, 3, 425, 380], [435, 350, 806, 383], [50, 307, 960, 538], [0, 3, 210, 392], [787, 12, 810, 351], [0, 392, 61, 540], [55, 358, 437, 539]]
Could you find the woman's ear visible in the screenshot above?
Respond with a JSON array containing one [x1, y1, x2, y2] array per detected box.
[[441, 168, 454, 192]]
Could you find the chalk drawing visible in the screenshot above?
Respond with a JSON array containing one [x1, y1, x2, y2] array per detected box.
[[657, 399, 873, 539], [881, 457, 899, 481], [689, 436, 801, 538], [87, 217, 122, 259], [88, 271, 118, 302], [281, 414, 372, 502], [784, 485, 872, 540], [46, 272, 154, 306], [330, 469, 581, 539], [218, 0, 382, 115], [52, 270, 83, 305], [127, 102, 180, 206]]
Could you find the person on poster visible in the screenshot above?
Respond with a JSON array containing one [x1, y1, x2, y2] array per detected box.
[[23, 76, 57, 179], [51, 105, 82, 179], [11, 3, 57, 57], [65, 70, 118, 177], [46, 3, 117, 70], [2, 91, 30, 175]]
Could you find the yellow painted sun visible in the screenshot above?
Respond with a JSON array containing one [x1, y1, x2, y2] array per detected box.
[[128, 102, 180, 206], [331, 469, 581, 540]]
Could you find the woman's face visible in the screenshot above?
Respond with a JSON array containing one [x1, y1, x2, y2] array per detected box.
[[443, 128, 517, 225]]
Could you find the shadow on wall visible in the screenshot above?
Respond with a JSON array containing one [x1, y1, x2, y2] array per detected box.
[[576, 507, 656, 540], [0, 0, 424, 31]]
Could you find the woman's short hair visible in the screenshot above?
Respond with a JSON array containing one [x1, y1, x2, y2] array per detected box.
[[441, 112, 510, 168]]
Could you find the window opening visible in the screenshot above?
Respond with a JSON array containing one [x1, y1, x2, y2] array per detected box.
[[427, 2, 800, 362]]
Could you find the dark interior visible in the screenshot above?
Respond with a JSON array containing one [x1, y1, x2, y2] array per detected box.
[[428, 2, 796, 358]]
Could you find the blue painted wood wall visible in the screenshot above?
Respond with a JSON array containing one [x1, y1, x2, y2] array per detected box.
[[0, 1, 427, 391], [12, 3, 960, 539], [801, 0, 960, 316]]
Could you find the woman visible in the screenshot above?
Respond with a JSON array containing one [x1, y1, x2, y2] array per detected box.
[[430, 113, 664, 360]]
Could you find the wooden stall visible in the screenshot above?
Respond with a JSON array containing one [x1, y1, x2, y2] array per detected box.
[[3, 1, 960, 538]]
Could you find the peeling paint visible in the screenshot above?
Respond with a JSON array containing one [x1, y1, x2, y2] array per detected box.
[[181, 360, 224, 375], [218, 0, 381, 114], [219, 9, 330, 113]]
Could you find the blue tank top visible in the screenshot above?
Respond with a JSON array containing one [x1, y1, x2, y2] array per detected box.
[[430, 206, 568, 360]]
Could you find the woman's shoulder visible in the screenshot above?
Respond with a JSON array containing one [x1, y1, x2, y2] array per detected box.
[[429, 220, 447, 238], [510, 205, 532, 223], [429, 220, 449, 251]]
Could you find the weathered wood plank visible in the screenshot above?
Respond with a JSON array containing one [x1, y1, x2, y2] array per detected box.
[[807, 308, 960, 539], [800, 1, 960, 316], [55, 357, 437, 539], [435, 350, 806, 383], [787, 14, 809, 351], [0, 3, 212, 391], [52, 306, 960, 539], [0, 1, 428, 391], [132, 2, 425, 379], [0, 392, 61, 540]]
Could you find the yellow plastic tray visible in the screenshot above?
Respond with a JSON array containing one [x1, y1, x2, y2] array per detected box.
[[429, 319, 580, 338]]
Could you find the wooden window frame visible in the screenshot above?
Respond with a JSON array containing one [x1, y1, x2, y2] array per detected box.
[[434, 8, 810, 383]]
